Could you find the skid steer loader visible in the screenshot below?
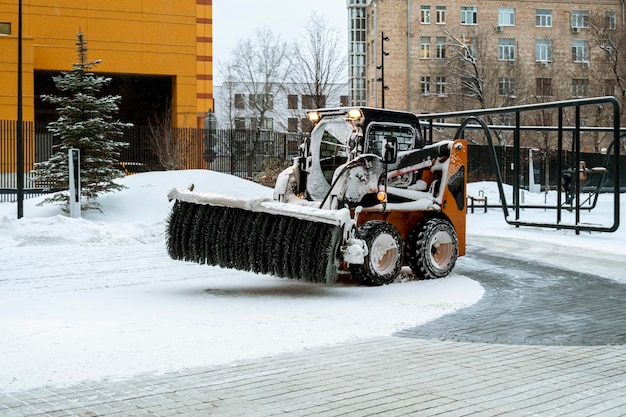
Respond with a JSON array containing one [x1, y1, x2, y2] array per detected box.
[[167, 107, 467, 285]]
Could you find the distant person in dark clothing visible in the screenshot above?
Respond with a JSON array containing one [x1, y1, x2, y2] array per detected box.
[[562, 168, 573, 205]]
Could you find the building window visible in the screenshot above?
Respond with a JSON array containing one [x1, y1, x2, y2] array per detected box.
[[461, 76, 477, 96], [436, 37, 446, 59], [536, 9, 552, 27], [421, 5, 431, 24], [604, 80, 616, 96], [601, 39, 615, 54], [287, 118, 298, 132], [461, 6, 478, 25], [234, 94, 245, 109], [352, 54, 365, 73], [462, 38, 477, 60], [234, 117, 246, 130], [0, 22, 10, 35], [249, 94, 272, 109], [572, 40, 589, 62], [287, 94, 298, 110], [606, 11, 617, 30], [340, 95, 349, 106], [301, 117, 313, 132], [436, 6, 446, 24], [250, 117, 258, 130], [421, 76, 431, 95], [536, 78, 552, 97], [349, 4, 367, 106], [420, 37, 431, 59], [535, 39, 552, 62], [498, 38, 515, 61], [571, 10, 589, 29], [261, 117, 274, 131], [498, 77, 515, 96], [302, 94, 315, 109], [498, 7, 515, 26], [436, 76, 446, 95], [572, 79, 589, 98]]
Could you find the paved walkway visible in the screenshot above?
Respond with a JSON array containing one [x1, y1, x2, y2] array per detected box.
[[1, 337, 625, 416], [2, 243, 626, 416], [398, 245, 626, 346]]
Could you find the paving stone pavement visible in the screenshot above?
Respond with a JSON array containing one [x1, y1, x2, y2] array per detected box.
[[2, 244, 626, 416], [1, 337, 626, 417], [397, 246, 626, 346]]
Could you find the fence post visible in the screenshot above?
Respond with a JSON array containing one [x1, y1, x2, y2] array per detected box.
[[68, 148, 81, 218], [229, 130, 235, 175]]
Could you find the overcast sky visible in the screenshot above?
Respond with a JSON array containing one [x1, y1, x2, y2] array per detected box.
[[212, 0, 348, 84]]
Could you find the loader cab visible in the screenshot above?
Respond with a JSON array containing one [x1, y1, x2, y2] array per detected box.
[[305, 107, 424, 200], [305, 116, 354, 200]]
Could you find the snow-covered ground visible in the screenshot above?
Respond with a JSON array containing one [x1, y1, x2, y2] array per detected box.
[[0, 170, 623, 392]]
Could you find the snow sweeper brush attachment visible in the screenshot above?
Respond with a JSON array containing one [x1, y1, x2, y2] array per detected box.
[[166, 189, 353, 284]]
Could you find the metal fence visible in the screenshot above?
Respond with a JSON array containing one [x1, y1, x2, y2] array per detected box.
[[1, 119, 623, 203], [0, 122, 305, 202], [467, 144, 626, 191], [0, 120, 37, 203], [204, 129, 303, 178]]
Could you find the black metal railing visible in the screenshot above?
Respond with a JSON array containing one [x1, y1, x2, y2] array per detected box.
[[419, 96, 623, 233], [0, 123, 305, 202]]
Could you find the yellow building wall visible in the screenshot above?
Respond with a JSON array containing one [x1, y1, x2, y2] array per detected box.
[[0, 0, 213, 128], [196, 0, 213, 128]]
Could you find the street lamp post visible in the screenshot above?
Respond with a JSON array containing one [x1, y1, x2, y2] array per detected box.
[[376, 32, 390, 108], [17, 0, 24, 218]]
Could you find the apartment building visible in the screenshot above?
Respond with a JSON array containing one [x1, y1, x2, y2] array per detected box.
[[347, 0, 624, 113], [213, 83, 349, 133]]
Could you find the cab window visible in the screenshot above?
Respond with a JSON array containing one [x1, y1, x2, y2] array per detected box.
[[367, 125, 415, 156]]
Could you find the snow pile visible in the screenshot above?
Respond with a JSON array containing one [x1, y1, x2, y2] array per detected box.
[[0, 170, 483, 391]]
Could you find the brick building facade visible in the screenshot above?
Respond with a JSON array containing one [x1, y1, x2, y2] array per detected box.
[[347, 0, 624, 114]]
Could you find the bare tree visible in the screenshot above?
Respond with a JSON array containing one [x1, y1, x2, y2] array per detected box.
[[147, 103, 197, 170], [587, 10, 626, 151], [442, 27, 532, 111], [217, 61, 244, 130], [588, 12, 626, 102], [288, 11, 347, 128], [231, 27, 292, 131], [442, 27, 529, 146]]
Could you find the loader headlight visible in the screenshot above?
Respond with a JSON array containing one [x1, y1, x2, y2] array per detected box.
[[376, 191, 387, 202], [307, 111, 321, 123], [347, 108, 363, 121]]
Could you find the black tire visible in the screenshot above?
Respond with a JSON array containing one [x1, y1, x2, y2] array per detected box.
[[406, 217, 458, 280], [350, 221, 403, 286]]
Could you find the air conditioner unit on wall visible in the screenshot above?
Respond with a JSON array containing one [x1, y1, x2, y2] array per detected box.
[[572, 27, 580, 33], [496, 25, 502, 32], [541, 61, 548, 67]]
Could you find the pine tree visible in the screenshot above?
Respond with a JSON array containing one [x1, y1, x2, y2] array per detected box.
[[33, 32, 131, 212]]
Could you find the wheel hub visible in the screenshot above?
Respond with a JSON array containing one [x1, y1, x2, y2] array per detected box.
[[371, 234, 399, 275], [430, 230, 453, 268]]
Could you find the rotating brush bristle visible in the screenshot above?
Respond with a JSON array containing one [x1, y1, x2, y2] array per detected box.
[[166, 201, 343, 284]]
